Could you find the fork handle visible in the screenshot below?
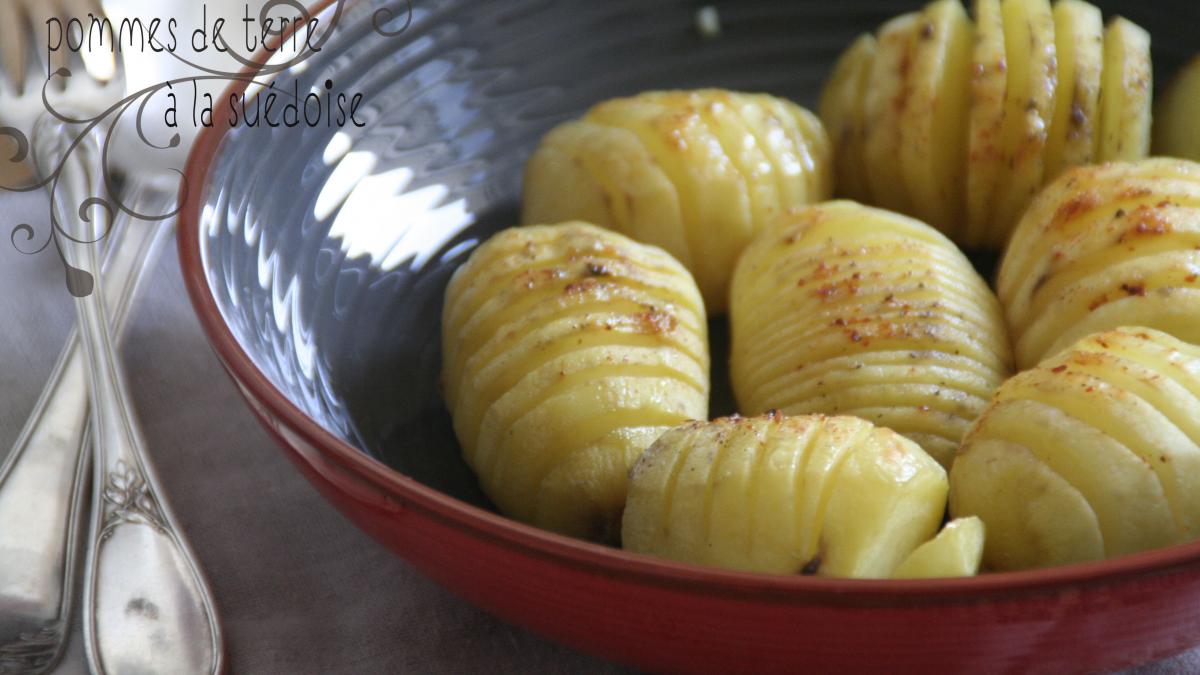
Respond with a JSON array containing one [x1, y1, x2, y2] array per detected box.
[[0, 180, 165, 673], [39, 119, 224, 675]]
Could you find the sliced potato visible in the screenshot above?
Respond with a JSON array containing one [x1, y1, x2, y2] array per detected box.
[[819, 33, 878, 203], [898, 4, 948, 229], [963, 0, 1008, 248], [730, 202, 1013, 468], [523, 90, 831, 313], [989, 0, 1057, 247], [996, 158, 1200, 368], [893, 517, 985, 578], [1043, 0, 1103, 181], [930, 0, 974, 235], [1097, 17, 1152, 161], [900, 0, 973, 234], [584, 94, 751, 311], [622, 413, 948, 578], [442, 222, 709, 542], [522, 121, 691, 268], [949, 437, 1104, 570], [861, 13, 921, 215], [1154, 56, 1200, 161], [697, 97, 784, 236], [755, 94, 835, 204], [950, 328, 1200, 571]]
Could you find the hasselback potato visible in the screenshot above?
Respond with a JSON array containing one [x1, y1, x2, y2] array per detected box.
[[998, 159, 1200, 369], [622, 413, 949, 578], [522, 89, 832, 313], [819, 0, 1150, 250], [950, 327, 1200, 571], [442, 222, 709, 542], [730, 201, 1013, 468]]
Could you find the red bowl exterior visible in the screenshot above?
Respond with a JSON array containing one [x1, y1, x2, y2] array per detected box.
[[177, 3, 1200, 672]]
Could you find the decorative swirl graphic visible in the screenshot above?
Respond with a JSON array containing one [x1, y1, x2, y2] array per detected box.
[[0, 0, 412, 295], [373, 0, 415, 36]]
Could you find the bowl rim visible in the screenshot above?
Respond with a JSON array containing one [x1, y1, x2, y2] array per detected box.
[[176, 0, 1200, 606]]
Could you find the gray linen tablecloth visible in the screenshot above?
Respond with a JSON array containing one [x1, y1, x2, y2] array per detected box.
[[0, 189, 1193, 674]]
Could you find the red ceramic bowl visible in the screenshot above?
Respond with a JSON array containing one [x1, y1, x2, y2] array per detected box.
[[178, 1, 1200, 672]]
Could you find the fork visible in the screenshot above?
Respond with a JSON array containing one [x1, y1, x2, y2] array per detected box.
[[0, 0, 118, 186], [0, 4, 124, 670], [0, 2, 223, 673], [0, 184, 166, 675], [34, 119, 223, 675]]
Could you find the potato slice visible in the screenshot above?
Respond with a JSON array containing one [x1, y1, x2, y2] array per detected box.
[[443, 223, 709, 542], [984, 387, 1177, 557], [1057, 338, 1200, 536], [930, 0, 974, 235], [522, 121, 692, 268], [1043, 0, 1103, 181], [1097, 17, 1151, 161], [695, 94, 785, 237], [1015, 253, 1200, 367], [819, 34, 878, 203], [899, 0, 973, 235], [998, 159, 1200, 319], [862, 13, 921, 215], [755, 95, 835, 206], [989, 0, 1057, 248], [996, 158, 1200, 368], [964, 0, 1008, 248], [819, 424, 950, 577], [893, 517, 985, 578], [949, 437, 1104, 570], [622, 413, 947, 578], [730, 202, 1013, 468], [523, 90, 830, 314], [1155, 56, 1200, 161], [950, 328, 1200, 571]]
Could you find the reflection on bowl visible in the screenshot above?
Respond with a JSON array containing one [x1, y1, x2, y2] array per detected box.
[[180, 0, 1200, 672]]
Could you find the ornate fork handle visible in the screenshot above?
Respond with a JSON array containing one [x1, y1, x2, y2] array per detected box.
[[37, 119, 223, 675], [0, 180, 166, 674]]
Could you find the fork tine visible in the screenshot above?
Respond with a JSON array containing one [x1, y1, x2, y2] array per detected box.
[[24, 0, 69, 90], [0, 1, 28, 94], [56, 4, 89, 84], [63, 0, 116, 84]]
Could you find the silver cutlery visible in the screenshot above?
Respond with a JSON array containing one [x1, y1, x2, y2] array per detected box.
[[0, 4, 123, 671], [0, 185, 168, 674], [35, 118, 223, 675], [0, 1, 224, 671]]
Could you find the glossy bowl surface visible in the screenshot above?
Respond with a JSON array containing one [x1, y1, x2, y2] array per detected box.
[[179, 1, 1200, 672]]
